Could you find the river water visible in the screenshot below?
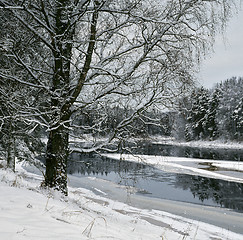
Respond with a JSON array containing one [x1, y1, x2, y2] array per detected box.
[[68, 143, 243, 212]]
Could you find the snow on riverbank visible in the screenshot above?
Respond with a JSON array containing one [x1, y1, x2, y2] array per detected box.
[[103, 154, 243, 183], [151, 136, 243, 150], [1, 161, 243, 240], [60, 134, 243, 150]]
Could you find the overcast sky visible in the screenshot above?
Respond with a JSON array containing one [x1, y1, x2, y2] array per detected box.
[[198, 8, 243, 89]]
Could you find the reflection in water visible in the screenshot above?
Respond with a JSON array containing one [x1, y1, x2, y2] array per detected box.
[[68, 153, 243, 212], [68, 153, 147, 176], [175, 175, 243, 212]]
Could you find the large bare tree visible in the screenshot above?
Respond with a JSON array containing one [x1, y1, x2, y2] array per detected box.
[[0, 0, 237, 194]]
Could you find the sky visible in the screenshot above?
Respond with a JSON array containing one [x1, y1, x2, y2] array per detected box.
[[198, 8, 243, 89]]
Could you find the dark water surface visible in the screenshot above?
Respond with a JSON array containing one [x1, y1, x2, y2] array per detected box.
[[68, 148, 243, 212], [134, 142, 243, 161]]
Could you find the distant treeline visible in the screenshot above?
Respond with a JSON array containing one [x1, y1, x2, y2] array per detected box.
[[72, 106, 175, 138], [73, 77, 243, 142], [175, 77, 243, 141]]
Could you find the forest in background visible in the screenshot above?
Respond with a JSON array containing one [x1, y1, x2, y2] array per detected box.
[[175, 77, 243, 142], [72, 76, 243, 142]]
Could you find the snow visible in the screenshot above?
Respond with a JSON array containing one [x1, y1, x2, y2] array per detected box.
[[1, 160, 243, 240], [103, 153, 243, 184], [151, 136, 243, 150]]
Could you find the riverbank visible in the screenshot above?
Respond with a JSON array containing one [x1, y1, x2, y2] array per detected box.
[[151, 136, 243, 150], [69, 173, 243, 234], [1, 161, 243, 239]]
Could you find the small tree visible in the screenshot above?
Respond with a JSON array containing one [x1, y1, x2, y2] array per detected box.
[[0, 10, 45, 171]]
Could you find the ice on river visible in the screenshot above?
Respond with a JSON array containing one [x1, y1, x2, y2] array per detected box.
[[103, 153, 243, 183]]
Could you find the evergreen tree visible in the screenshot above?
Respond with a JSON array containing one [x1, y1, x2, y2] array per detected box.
[[216, 77, 243, 140], [232, 98, 243, 140], [186, 87, 210, 140], [204, 88, 221, 139]]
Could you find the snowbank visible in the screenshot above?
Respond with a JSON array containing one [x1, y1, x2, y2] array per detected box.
[[1, 162, 243, 240]]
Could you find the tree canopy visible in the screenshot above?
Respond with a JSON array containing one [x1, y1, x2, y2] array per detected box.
[[0, 0, 238, 194]]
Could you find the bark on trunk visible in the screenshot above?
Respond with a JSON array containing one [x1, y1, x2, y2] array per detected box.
[[43, 0, 73, 195], [7, 134, 15, 171], [44, 124, 69, 195]]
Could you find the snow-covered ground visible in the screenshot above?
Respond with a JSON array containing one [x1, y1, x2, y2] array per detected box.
[[1, 160, 243, 240], [151, 136, 243, 150]]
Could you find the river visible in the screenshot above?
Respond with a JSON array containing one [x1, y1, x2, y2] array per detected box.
[[68, 142, 243, 212]]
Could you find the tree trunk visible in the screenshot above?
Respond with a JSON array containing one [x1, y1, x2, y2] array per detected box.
[[7, 133, 15, 171], [44, 123, 69, 195], [43, 0, 73, 195]]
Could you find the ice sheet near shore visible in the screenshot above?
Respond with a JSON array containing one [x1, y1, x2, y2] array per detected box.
[[1, 161, 243, 240], [103, 153, 243, 184]]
